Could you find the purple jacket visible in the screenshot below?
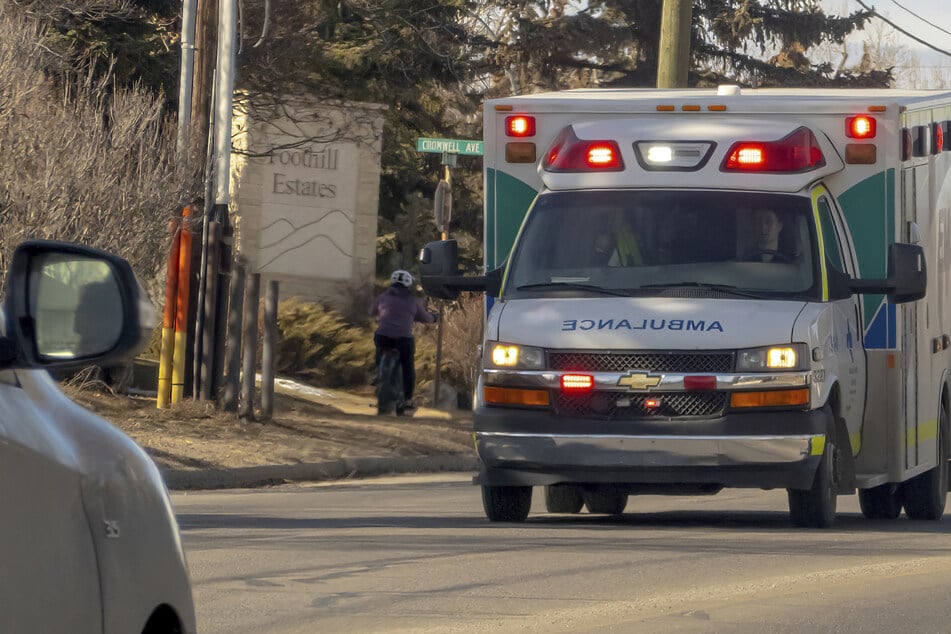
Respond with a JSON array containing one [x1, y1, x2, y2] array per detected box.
[[370, 286, 435, 338]]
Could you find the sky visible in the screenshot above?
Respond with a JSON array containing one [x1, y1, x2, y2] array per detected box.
[[824, 0, 951, 86]]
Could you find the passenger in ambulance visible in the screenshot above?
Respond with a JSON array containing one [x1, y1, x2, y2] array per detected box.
[[612, 221, 643, 266], [590, 232, 616, 266], [586, 213, 643, 268], [742, 208, 796, 263]]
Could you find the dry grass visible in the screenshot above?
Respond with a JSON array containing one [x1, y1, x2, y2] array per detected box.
[[0, 6, 193, 290]]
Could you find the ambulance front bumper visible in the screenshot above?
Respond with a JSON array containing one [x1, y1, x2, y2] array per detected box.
[[473, 407, 827, 489]]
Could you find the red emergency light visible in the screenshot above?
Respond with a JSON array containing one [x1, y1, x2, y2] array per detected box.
[[846, 115, 876, 139], [506, 115, 536, 137], [561, 373, 594, 393], [721, 127, 826, 173], [933, 122, 944, 155], [545, 127, 624, 172]]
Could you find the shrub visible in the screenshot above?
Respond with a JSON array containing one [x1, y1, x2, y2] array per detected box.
[[273, 293, 484, 396], [0, 7, 192, 290], [275, 298, 376, 387]]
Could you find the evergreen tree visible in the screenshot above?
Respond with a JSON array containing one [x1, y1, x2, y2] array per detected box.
[[23, 0, 180, 98], [472, 0, 890, 94]]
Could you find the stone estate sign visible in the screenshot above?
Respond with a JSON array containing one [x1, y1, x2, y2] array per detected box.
[[231, 94, 384, 308]]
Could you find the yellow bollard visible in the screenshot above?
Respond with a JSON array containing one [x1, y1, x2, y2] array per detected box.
[[170, 206, 194, 404]]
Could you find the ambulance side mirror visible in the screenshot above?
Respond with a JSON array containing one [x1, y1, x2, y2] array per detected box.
[[886, 243, 926, 303], [848, 243, 926, 304], [418, 240, 503, 300]]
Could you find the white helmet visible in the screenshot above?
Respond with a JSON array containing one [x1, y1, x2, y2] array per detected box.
[[390, 269, 414, 288]]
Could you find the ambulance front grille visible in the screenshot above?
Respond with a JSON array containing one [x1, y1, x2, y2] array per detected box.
[[556, 391, 728, 419], [548, 352, 733, 374]]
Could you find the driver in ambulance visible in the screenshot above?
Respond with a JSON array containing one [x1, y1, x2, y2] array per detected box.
[[744, 208, 787, 263]]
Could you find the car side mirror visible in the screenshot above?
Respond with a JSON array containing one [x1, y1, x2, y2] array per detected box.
[[2, 240, 156, 369]]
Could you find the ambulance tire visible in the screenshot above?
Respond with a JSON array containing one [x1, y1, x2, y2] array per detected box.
[[583, 488, 628, 515], [482, 485, 532, 522], [544, 484, 584, 514], [858, 485, 902, 520], [787, 422, 837, 528], [901, 410, 948, 521]]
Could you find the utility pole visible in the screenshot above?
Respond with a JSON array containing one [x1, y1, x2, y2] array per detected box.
[[176, 0, 197, 162], [193, 0, 237, 402], [657, 0, 693, 88], [190, 0, 217, 163]]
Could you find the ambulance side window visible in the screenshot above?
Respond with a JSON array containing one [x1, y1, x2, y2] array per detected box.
[[816, 196, 844, 272]]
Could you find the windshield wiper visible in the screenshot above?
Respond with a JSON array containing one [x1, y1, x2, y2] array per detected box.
[[516, 282, 631, 297], [639, 282, 766, 298]]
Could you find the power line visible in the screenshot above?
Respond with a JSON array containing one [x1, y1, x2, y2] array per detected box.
[[854, 0, 951, 58], [889, 0, 951, 39]]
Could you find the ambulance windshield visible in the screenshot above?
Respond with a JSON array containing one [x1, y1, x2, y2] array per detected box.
[[505, 190, 820, 299]]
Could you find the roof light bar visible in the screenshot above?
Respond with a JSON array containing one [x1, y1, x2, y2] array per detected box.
[[544, 126, 624, 172], [721, 127, 826, 173], [633, 141, 716, 171]]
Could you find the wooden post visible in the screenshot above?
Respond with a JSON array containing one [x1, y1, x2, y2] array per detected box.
[[221, 257, 244, 412], [198, 220, 221, 400], [238, 272, 260, 420], [260, 280, 279, 420], [211, 220, 233, 398], [190, 0, 216, 165], [657, 0, 693, 88]]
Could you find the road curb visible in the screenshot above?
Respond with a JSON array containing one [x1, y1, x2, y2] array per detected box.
[[161, 454, 479, 490]]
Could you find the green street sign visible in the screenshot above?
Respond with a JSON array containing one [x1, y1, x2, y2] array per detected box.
[[416, 137, 483, 156]]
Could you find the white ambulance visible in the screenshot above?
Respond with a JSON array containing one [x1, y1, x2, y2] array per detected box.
[[420, 86, 951, 527]]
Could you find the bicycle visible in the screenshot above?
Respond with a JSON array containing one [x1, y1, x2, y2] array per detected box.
[[375, 347, 406, 416]]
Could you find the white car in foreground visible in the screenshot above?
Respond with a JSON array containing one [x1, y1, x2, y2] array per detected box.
[[0, 240, 195, 633]]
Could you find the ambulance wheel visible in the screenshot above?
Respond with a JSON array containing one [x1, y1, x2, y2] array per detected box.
[[544, 484, 584, 514], [901, 410, 948, 520], [583, 487, 628, 515], [788, 426, 837, 528], [482, 485, 532, 522], [858, 485, 902, 520]]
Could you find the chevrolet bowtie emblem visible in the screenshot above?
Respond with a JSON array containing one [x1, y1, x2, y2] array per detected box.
[[617, 372, 662, 390]]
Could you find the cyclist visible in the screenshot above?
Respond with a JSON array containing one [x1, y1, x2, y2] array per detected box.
[[370, 269, 436, 412]]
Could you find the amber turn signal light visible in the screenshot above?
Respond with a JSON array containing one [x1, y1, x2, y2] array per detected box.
[[730, 388, 809, 408], [484, 386, 550, 406]]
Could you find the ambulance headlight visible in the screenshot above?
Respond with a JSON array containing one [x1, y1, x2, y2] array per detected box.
[[736, 344, 808, 372], [485, 342, 545, 370]]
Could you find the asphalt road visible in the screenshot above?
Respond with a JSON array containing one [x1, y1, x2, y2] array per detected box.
[[173, 475, 951, 633]]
